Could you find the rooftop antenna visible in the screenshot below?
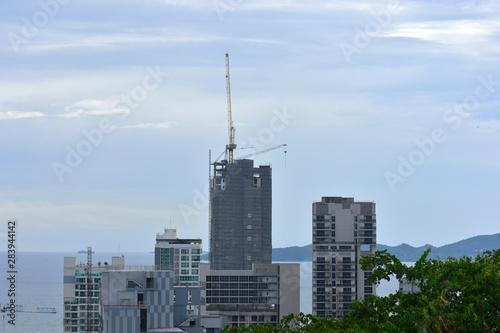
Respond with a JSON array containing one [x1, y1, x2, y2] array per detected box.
[[86, 247, 93, 333], [284, 150, 287, 168]]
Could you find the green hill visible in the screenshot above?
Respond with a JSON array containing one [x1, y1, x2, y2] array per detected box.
[[271, 233, 500, 262]]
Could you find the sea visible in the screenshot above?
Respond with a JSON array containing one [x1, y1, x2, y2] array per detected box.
[[0, 252, 402, 332]]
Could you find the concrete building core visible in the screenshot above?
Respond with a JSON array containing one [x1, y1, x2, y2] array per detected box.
[[312, 196, 377, 319], [209, 159, 272, 270]]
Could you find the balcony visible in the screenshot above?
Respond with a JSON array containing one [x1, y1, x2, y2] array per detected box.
[[357, 232, 376, 237], [359, 223, 376, 230], [358, 218, 376, 223], [337, 267, 355, 272]]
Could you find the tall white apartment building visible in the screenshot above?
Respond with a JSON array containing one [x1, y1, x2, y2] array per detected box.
[[154, 228, 203, 286], [312, 196, 376, 319]]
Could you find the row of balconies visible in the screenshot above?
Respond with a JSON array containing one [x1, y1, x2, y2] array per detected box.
[[314, 239, 375, 246]]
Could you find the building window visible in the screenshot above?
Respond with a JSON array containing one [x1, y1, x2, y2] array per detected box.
[[181, 249, 190, 254], [146, 278, 154, 288], [180, 276, 199, 282], [247, 237, 252, 241]]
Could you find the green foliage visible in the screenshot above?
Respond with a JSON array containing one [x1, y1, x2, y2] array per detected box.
[[223, 249, 500, 332], [223, 313, 364, 333]]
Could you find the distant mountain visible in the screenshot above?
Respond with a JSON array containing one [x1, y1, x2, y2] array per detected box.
[[273, 244, 312, 262], [271, 233, 500, 262]]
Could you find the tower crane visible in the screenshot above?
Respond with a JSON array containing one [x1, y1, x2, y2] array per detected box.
[[1, 303, 56, 332], [225, 53, 237, 164], [237, 144, 287, 160], [0, 304, 56, 314], [212, 54, 288, 166]]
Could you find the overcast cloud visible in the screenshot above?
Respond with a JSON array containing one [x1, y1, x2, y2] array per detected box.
[[0, 0, 499, 252]]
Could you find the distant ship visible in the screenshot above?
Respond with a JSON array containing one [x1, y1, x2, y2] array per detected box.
[[78, 250, 95, 254]]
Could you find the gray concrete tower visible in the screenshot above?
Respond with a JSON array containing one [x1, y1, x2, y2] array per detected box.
[[209, 158, 272, 270]]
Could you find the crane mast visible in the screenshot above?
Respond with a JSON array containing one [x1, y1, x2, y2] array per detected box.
[[225, 53, 236, 163]]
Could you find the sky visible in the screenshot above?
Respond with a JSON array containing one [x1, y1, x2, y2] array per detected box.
[[0, 0, 499, 253]]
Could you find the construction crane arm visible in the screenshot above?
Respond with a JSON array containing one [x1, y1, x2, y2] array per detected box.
[[225, 53, 236, 163], [237, 144, 287, 160], [0, 304, 56, 314]]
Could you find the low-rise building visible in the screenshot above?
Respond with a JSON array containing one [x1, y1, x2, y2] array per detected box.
[[63, 255, 124, 332], [155, 228, 203, 286], [99, 268, 226, 333], [200, 263, 300, 328], [399, 277, 421, 294]]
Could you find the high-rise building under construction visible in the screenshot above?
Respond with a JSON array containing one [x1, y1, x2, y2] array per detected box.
[[203, 54, 299, 328], [208, 53, 273, 271], [209, 158, 272, 270]]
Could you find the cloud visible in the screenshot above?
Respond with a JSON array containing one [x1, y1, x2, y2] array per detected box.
[[61, 98, 130, 118], [157, 0, 389, 12], [114, 121, 177, 129], [19, 29, 223, 53], [473, 119, 500, 132], [383, 20, 500, 46], [0, 98, 131, 121], [0, 110, 46, 120]]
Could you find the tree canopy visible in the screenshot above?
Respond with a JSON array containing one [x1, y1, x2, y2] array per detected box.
[[223, 249, 500, 332]]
